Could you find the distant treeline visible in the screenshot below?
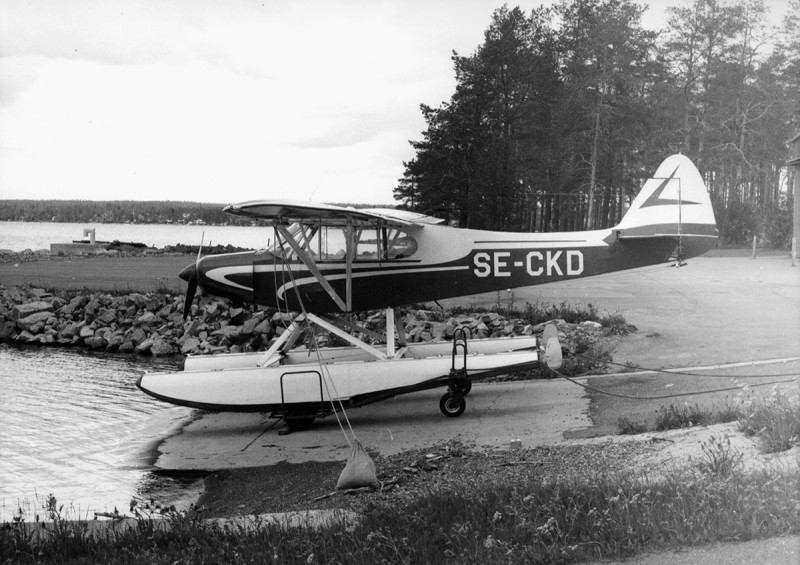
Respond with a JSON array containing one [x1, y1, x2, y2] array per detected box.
[[0, 200, 384, 226]]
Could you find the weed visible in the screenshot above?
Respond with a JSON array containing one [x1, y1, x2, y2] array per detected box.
[[695, 436, 744, 479], [617, 417, 648, 435], [737, 382, 800, 453], [655, 403, 713, 430], [600, 312, 637, 335]]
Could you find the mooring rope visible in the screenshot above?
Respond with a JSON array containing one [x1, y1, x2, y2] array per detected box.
[[573, 352, 800, 379], [550, 366, 798, 400], [276, 231, 357, 446]]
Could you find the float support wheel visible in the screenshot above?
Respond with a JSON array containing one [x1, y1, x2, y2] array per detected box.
[[439, 391, 466, 417]]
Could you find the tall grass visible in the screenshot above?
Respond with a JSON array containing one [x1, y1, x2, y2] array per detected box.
[[738, 382, 800, 453], [617, 381, 800, 456], [3, 445, 798, 564]]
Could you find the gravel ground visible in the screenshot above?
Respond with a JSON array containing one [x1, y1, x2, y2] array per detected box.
[[196, 440, 649, 518]]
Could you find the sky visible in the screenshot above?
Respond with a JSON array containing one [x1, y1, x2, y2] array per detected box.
[[0, 0, 791, 205]]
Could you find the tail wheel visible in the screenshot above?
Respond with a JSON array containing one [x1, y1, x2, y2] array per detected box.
[[439, 392, 466, 417]]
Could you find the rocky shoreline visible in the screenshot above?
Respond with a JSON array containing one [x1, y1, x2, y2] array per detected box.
[[0, 284, 611, 372]]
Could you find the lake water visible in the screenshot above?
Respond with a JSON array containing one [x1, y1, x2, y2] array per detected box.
[[0, 344, 191, 522], [0, 221, 273, 253]]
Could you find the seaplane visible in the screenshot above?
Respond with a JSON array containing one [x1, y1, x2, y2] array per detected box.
[[137, 154, 717, 430]]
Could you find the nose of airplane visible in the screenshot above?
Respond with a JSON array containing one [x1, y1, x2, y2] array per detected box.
[[178, 261, 197, 282]]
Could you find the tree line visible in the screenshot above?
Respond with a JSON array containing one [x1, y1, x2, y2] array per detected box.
[[0, 200, 384, 226], [394, 0, 799, 247], [0, 200, 257, 225]]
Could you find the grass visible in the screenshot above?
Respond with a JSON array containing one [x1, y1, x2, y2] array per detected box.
[[615, 381, 800, 456], [738, 383, 800, 453], [3, 442, 798, 564]]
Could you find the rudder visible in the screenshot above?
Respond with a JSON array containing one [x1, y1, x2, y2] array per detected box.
[[615, 154, 718, 259]]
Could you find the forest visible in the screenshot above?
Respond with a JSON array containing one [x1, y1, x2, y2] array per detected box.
[[394, 0, 799, 247], [0, 199, 253, 226]]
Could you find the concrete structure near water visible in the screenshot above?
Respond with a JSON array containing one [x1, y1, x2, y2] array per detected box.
[[50, 227, 107, 255]]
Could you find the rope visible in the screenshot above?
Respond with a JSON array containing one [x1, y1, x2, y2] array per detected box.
[[550, 366, 798, 400], [574, 352, 800, 379], [276, 230, 357, 446]]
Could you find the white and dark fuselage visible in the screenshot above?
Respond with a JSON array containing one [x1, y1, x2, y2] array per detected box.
[[186, 154, 718, 313], [139, 154, 718, 416]]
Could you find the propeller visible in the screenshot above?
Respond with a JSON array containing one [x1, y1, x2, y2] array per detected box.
[[180, 232, 204, 320], [179, 262, 199, 320]]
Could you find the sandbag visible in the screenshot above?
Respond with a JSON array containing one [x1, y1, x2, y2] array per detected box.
[[336, 439, 378, 490]]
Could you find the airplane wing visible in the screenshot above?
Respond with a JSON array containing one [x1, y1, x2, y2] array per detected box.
[[223, 200, 444, 228]]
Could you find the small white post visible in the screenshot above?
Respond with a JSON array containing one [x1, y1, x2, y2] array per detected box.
[[751, 235, 757, 259]]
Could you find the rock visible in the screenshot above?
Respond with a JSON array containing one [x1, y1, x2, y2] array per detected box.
[[47, 297, 67, 310], [242, 317, 261, 335], [0, 321, 16, 339], [79, 325, 96, 339], [97, 309, 118, 324], [135, 337, 155, 353], [253, 319, 271, 335], [149, 338, 174, 357], [16, 311, 53, 332], [128, 327, 147, 345], [581, 320, 602, 330], [180, 337, 201, 354], [136, 311, 157, 325], [84, 336, 108, 349], [11, 301, 54, 320], [271, 311, 296, 324], [30, 288, 52, 299], [105, 334, 125, 352]]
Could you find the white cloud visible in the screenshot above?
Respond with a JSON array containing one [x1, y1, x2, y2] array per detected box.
[[2, 0, 789, 204]]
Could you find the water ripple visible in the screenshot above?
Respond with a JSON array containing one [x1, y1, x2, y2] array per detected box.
[[0, 345, 189, 521]]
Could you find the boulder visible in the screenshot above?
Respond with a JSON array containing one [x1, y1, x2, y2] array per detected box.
[[0, 321, 16, 339], [180, 337, 201, 354], [11, 301, 53, 321], [253, 319, 271, 335], [16, 311, 53, 332], [149, 339, 174, 357], [97, 309, 118, 325], [84, 336, 108, 349], [136, 311, 157, 325]]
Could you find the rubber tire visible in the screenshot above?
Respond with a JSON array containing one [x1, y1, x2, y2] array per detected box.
[[462, 380, 473, 395], [439, 392, 466, 417]]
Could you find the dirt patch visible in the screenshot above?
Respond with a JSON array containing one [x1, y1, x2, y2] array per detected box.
[[195, 440, 649, 518]]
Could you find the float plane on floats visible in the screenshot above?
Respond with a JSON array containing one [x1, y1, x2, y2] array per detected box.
[[138, 154, 718, 430]]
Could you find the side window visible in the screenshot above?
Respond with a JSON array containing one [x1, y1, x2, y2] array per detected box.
[[320, 227, 346, 260], [355, 229, 379, 260], [385, 228, 417, 259]]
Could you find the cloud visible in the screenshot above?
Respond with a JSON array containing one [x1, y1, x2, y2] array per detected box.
[[0, 0, 520, 204]]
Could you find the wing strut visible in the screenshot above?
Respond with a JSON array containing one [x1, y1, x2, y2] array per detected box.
[[275, 224, 348, 312]]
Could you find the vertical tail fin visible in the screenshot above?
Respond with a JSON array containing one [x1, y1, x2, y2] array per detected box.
[[615, 154, 718, 259]]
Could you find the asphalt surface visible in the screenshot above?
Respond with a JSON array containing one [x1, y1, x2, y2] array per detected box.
[[151, 255, 800, 564], [156, 256, 800, 470]]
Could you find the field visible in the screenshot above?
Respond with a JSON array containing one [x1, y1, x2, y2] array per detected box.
[[0, 255, 191, 293]]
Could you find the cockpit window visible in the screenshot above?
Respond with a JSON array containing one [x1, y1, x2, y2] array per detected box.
[[269, 223, 417, 261], [384, 228, 417, 259]]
